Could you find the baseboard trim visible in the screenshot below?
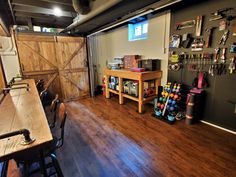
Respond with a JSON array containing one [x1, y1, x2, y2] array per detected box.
[[200, 120, 236, 135]]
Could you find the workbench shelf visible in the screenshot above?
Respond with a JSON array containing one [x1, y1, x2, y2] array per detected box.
[[108, 89, 119, 95], [104, 69, 162, 113]]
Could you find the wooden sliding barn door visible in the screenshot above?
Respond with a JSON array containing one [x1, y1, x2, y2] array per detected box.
[[16, 33, 89, 101], [16, 34, 61, 96], [56, 36, 89, 101]]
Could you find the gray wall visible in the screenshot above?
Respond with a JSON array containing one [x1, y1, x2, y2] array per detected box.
[[168, 0, 236, 131]]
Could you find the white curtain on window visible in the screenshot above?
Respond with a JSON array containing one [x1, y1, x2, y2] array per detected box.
[[87, 35, 99, 97]]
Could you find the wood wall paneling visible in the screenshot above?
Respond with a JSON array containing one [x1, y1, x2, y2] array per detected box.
[[16, 33, 89, 101]]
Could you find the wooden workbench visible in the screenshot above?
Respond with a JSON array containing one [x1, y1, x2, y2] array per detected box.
[[104, 69, 162, 113], [0, 79, 53, 162]]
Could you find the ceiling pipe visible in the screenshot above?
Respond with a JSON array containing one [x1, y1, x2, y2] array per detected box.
[[60, 0, 122, 33], [72, 0, 91, 15], [87, 0, 182, 37]]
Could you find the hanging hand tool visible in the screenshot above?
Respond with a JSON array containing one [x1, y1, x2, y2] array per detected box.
[[220, 48, 226, 63], [208, 64, 214, 76], [205, 27, 215, 48], [209, 8, 232, 21], [218, 30, 229, 45], [229, 57, 235, 74], [196, 16, 203, 36], [226, 15, 236, 26], [214, 48, 220, 63], [217, 63, 226, 75]]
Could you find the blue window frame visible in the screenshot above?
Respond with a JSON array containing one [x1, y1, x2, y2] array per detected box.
[[128, 20, 148, 41]]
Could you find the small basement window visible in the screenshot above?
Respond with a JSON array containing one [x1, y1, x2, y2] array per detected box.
[[128, 20, 148, 41]]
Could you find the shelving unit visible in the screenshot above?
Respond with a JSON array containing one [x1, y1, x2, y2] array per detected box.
[[104, 69, 162, 113]]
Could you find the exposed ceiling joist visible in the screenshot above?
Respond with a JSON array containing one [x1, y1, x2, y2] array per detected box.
[[16, 15, 72, 24], [13, 5, 76, 18], [11, 0, 75, 12], [16, 18, 69, 28], [15, 12, 73, 21], [39, 0, 72, 6]]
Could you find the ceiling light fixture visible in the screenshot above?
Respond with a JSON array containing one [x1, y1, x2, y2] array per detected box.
[[53, 7, 62, 17]]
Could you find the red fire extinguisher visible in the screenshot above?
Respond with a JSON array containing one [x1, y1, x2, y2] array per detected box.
[[102, 77, 106, 96]]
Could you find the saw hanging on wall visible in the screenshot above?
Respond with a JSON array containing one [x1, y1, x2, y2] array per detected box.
[[176, 20, 195, 30]]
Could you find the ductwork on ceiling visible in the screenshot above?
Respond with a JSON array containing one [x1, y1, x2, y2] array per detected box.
[[72, 0, 92, 15], [62, 0, 121, 33], [61, 0, 183, 35]]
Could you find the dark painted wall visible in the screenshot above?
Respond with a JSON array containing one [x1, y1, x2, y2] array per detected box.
[[168, 0, 236, 131]]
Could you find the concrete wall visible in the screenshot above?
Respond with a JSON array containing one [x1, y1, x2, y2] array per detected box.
[[94, 11, 171, 85]]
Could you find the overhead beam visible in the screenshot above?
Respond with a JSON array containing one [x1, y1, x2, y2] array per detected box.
[[16, 17, 71, 28], [15, 12, 73, 22], [12, 0, 75, 12], [13, 5, 76, 18], [16, 19, 68, 28], [38, 0, 72, 6]]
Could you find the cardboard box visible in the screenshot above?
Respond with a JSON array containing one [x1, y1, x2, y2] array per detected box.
[[123, 55, 140, 69]]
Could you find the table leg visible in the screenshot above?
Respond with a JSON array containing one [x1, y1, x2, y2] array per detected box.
[[138, 80, 144, 113], [155, 78, 161, 95], [105, 75, 110, 99], [118, 77, 124, 104]]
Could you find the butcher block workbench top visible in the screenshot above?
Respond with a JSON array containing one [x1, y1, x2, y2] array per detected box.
[[0, 79, 53, 161]]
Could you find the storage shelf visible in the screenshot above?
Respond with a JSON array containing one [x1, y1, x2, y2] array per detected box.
[[143, 95, 158, 103], [104, 69, 162, 113], [108, 89, 119, 95], [122, 93, 139, 102]]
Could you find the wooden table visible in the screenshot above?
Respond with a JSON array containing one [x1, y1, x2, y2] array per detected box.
[[104, 69, 162, 113], [0, 79, 53, 162]]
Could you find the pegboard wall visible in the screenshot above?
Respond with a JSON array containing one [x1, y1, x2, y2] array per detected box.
[[168, 0, 236, 131]]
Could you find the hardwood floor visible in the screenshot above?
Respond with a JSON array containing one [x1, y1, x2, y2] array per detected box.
[[2, 95, 235, 177], [56, 95, 236, 177]]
